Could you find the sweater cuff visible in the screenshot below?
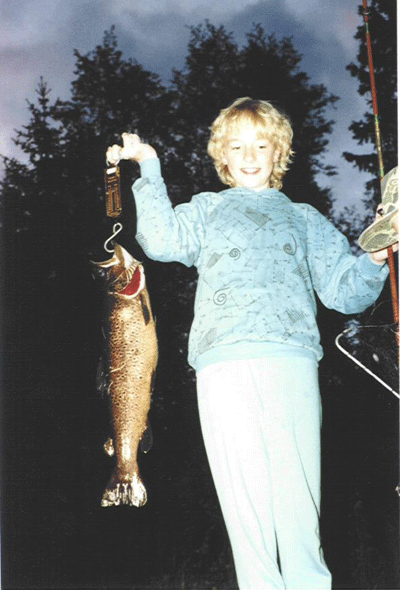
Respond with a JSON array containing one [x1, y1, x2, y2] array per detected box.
[[139, 158, 162, 177], [358, 252, 389, 276]]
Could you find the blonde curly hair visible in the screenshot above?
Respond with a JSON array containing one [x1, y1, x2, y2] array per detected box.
[[207, 97, 294, 190]]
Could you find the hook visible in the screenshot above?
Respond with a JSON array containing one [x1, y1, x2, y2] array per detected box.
[[104, 222, 123, 253]]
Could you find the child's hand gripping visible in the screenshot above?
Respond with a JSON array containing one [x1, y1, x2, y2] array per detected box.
[[368, 202, 399, 264], [106, 133, 157, 166]]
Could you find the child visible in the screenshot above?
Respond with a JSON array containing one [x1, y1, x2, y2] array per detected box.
[[106, 97, 391, 589]]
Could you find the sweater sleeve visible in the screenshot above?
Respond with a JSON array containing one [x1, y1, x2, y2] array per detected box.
[[306, 206, 389, 314], [132, 158, 205, 267]]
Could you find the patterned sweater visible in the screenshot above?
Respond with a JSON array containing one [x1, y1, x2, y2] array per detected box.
[[133, 158, 389, 370]]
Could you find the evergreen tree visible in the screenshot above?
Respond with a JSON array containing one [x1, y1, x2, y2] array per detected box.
[[167, 22, 240, 196], [55, 26, 172, 164], [343, 0, 397, 199], [0, 78, 69, 281], [240, 24, 338, 212], [50, 26, 172, 249], [169, 22, 338, 213], [1, 28, 172, 263], [1, 78, 64, 227], [1, 23, 340, 249]]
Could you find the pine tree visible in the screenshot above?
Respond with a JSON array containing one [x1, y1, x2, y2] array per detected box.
[[50, 26, 172, 247], [169, 22, 338, 213], [239, 24, 338, 212], [1, 78, 64, 231], [167, 22, 241, 198]]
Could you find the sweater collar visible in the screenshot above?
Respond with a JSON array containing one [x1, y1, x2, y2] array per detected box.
[[221, 186, 291, 202]]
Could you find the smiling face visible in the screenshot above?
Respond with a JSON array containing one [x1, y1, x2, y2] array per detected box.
[[222, 125, 280, 191]]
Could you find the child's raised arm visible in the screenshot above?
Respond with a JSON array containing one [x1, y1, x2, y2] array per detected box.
[[106, 133, 158, 165], [105, 132, 205, 268]]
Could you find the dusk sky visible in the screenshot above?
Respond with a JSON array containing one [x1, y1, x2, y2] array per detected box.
[[1, 0, 379, 215]]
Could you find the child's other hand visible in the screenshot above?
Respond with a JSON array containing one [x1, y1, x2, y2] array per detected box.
[[106, 133, 157, 165], [368, 203, 399, 264]]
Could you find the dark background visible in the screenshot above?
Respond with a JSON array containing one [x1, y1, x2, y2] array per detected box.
[[1, 185, 398, 590]]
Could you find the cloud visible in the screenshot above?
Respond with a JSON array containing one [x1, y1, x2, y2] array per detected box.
[[109, 0, 258, 19], [0, 0, 113, 162], [1, 0, 72, 49], [283, 0, 359, 58], [0, 0, 374, 215]]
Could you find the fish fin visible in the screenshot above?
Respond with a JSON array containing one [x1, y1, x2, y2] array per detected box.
[[96, 356, 110, 398], [139, 293, 151, 325], [101, 471, 147, 508], [103, 437, 114, 456], [139, 422, 153, 454]]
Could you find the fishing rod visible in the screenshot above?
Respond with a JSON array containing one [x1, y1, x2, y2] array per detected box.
[[361, 0, 398, 328], [335, 1, 399, 400]]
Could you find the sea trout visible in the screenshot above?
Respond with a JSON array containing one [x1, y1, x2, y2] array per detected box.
[[92, 243, 158, 507]]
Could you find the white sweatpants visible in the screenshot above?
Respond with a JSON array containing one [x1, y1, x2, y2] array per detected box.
[[196, 357, 332, 590]]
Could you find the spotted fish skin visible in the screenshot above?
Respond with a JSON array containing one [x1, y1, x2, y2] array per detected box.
[[92, 243, 158, 507]]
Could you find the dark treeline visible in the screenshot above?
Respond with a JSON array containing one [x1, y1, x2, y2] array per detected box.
[[1, 10, 398, 590], [344, 0, 398, 196]]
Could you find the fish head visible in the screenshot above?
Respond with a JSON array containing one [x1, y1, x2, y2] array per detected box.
[[91, 243, 146, 297]]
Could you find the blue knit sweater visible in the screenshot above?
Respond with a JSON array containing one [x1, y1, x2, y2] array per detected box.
[[133, 158, 389, 370]]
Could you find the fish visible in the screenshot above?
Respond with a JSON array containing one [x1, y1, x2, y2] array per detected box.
[[92, 243, 158, 507]]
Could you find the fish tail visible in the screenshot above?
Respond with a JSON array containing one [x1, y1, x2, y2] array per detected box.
[[101, 471, 147, 508]]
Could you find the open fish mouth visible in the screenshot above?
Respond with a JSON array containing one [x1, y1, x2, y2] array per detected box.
[[92, 243, 145, 296], [116, 263, 145, 297]]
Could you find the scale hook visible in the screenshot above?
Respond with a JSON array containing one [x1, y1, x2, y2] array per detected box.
[[104, 222, 123, 253]]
